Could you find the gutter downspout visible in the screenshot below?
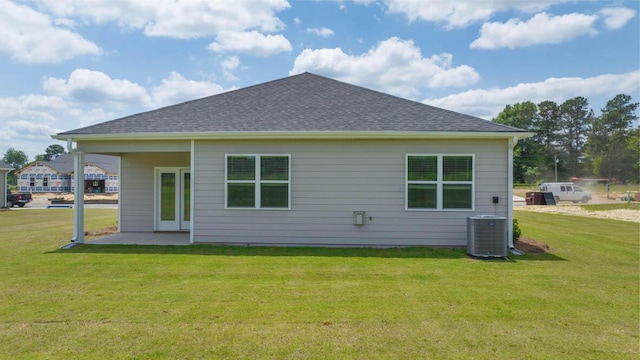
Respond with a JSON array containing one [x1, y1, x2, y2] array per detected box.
[[67, 139, 85, 244], [507, 136, 518, 249]]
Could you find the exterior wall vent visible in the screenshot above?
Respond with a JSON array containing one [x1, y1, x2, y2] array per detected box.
[[467, 215, 507, 258]]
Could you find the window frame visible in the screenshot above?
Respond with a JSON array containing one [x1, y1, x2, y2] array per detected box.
[[405, 154, 475, 211], [225, 154, 291, 210]]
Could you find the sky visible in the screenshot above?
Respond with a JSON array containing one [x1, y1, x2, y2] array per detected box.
[[0, 0, 638, 160]]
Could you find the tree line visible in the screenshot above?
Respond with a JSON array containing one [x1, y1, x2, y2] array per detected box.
[[2, 144, 66, 185], [493, 94, 639, 184]]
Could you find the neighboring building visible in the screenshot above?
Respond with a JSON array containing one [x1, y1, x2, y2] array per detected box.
[[0, 161, 12, 208], [16, 154, 119, 193], [53, 73, 531, 247]]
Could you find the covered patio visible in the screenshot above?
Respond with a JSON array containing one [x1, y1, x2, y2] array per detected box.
[[88, 232, 191, 246]]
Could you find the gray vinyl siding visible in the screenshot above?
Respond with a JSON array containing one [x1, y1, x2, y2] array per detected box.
[[120, 152, 189, 232], [192, 139, 508, 246]]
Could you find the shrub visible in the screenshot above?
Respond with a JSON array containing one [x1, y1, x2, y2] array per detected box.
[[513, 218, 522, 242]]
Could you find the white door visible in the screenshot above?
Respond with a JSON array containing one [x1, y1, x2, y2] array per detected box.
[[156, 168, 190, 231]]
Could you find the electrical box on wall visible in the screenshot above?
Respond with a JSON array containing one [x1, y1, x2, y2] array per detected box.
[[492, 196, 499, 204], [353, 211, 365, 225]]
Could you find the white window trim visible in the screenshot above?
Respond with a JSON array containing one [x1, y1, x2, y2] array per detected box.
[[225, 154, 291, 210], [405, 154, 475, 212]]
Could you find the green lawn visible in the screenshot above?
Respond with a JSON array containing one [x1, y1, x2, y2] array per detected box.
[[0, 209, 638, 359]]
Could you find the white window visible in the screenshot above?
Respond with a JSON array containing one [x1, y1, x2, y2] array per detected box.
[[406, 154, 474, 211], [225, 155, 291, 209], [43, 177, 49, 187]]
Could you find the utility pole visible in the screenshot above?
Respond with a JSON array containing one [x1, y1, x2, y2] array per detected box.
[[554, 157, 558, 182]]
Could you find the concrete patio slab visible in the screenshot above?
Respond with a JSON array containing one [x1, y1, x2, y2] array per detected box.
[[88, 232, 191, 246]]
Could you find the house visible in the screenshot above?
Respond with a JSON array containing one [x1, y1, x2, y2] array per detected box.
[[52, 72, 531, 247], [0, 161, 12, 208], [16, 154, 119, 193]]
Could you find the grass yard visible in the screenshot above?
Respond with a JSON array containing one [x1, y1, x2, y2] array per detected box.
[[0, 209, 638, 359]]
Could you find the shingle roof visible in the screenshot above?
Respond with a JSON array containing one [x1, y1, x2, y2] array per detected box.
[[19, 154, 119, 175], [44, 154, 119, 174], [58, 72, 525, 136], [0, 161, 13, 170]]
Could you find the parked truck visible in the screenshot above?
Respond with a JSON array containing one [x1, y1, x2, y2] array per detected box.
[[538, 182, 592, 204], [6, 189, 32, 207]]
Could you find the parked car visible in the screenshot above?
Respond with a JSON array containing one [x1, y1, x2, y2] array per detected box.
[[538, 182, 592, 204], [6, 189, 32, 208]]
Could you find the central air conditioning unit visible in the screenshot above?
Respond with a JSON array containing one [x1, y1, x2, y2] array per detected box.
[[467, 215, 507, 258]]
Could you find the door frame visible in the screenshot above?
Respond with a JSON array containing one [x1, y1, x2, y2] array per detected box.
[[154, 167, 191, 231]]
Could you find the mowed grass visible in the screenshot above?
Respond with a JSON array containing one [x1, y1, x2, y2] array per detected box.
[[0, 209, 638, 359]]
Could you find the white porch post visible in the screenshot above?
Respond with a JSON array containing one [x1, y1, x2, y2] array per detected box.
[[190, 140, 195, 244], [507, 136, 518, 249], [72, 151, 85, 243], [2, 170, 7, 208]]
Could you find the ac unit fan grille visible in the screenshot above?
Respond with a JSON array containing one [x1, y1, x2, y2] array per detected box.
[[467, 216, 507, 257]]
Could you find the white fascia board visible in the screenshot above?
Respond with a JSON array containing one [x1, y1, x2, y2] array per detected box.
[[52, 131, 534, 142]]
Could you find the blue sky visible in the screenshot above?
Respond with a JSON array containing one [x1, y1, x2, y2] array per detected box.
[[1, 0, 638, 160]]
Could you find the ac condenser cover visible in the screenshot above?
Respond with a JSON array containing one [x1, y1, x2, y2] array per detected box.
[[467, 215, 507, 257]]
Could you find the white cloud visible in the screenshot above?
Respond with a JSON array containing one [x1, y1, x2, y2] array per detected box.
[[470, 12, 598, 50], [0, 94, 84, 159], [0, 95, 67, 123], [425, 70, 640, 119], [221, 56, 240, 71], [67, 107, 112, 127], [0, 0, 101, 63], [208, 30, 292, 56], [0, 68, 229, 159], [306, 27, 334, 37], [151, 72, 225, 107], [221, 56, 241, 81], [600, 7, 636, 30], [42, 69, 151, 106], [293, 17, 301, 26], [384, 0, 568, 29], [0, 69, 227, 158], [36, 0, 290, 38], [290, 37, 479, 98]]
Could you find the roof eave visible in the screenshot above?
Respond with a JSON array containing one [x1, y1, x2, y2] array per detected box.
[[53, 130, 534, 142]]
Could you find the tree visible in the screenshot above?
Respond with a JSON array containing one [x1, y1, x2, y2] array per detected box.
[[44, 144, 65, 161], [535, 100, 560, 154], [2, 148, 29, 185], [493, 101, 544, 183], [624, 128, 640, 183], [2, 148, 28, 170], [558, 97, 593, 177], [586, 94, 639, 181], [533, 100, 562, 181]]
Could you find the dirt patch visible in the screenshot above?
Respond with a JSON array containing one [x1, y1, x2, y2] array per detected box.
[[34, 192, 119, 201], [85, 226, 118, 237], [515, 237, 551, 254]]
